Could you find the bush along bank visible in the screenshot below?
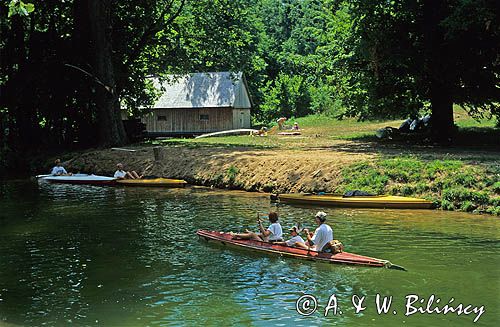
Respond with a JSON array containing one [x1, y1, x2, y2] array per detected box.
[[337, 157, 500, 215]]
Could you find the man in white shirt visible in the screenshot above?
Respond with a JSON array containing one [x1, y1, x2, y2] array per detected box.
[[51, 159, 72, 176], [114, 163, 143, 179], [302, 211, 334, 252]]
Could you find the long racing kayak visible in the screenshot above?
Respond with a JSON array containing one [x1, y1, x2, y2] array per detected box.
[[274, 193, 433, 209], [196, 230, 406, 270], [116, 178, 187, 188], [40, 174, 116, 185]]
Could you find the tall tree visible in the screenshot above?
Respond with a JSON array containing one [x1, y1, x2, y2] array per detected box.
[[80, 0, 126, 146], [343, 0, 500, 142]]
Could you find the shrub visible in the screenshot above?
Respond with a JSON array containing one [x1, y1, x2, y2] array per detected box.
[[460, 201, 476, 212], [486, 206, 500, 216], [492, 182, 500, 194]]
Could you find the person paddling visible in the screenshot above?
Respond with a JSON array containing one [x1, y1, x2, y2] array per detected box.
[[295, 211, 333, 252], [231, 212, 283, 243]]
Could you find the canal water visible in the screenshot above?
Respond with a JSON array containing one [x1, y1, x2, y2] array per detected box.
[[0, 180, 498, 326]]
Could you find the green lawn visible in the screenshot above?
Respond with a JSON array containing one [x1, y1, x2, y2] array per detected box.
[[453, 105, 497, 128], [143, 107, 499, 215], [151, 106, 497, 149]]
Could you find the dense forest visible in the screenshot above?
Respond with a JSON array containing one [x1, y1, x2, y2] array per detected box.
[[1, 0, 499, 164]]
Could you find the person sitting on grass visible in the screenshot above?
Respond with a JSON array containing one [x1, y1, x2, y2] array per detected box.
[[231, 212, 283, 243], [273, 224, 308, 248], [114, 163, 143, 179], [252, 127, 268, 137], [51, 159, 72, 176]]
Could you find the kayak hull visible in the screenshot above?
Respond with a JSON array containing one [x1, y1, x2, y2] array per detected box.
[[276, 194, 433, 209], [40, 174, 116, 185], [197, 230, 403, 270], [116, 178, 187, 188], [195, 129, 258, 139]]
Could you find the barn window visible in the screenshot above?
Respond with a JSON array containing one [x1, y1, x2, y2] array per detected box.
[[157, 115, 167, 121], [200, 114, 209, 121]]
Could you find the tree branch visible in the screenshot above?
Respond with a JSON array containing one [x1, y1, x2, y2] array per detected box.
[[64, 63, 114, 94], [124, 0, 186, 66]]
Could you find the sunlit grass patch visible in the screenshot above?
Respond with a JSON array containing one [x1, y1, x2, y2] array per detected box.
[[338, 157, 499, 214]]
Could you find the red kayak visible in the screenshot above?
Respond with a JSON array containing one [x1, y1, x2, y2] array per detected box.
[[196, 230, 405, 270]]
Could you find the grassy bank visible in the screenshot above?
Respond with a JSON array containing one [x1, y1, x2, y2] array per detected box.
[[149, 106, 499, 215], [339, 157, 499, 215], [151, 106, 498, 149], [9, 107, 498, 215]]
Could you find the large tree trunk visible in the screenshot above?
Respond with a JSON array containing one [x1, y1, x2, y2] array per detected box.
[[422, 0, 455, 143], [429, 80, 454, 143], [2, 16, 39, 150], [86, 0, 126, 147]]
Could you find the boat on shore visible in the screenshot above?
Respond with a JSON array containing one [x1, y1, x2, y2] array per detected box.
[[272, 193, 434, 209], [116, 177, 187, 188], [195, 129, 258, 139], [40, 174, 116, 185], [196, 230, 406, 270]]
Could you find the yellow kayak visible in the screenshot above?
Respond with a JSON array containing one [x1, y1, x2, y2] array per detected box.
[[116, 178, 187, 188], [275, 194, 434, 209]]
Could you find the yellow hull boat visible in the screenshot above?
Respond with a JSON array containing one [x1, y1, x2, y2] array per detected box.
[[116, 178, 187, 188], [275, 194, 434, 209]]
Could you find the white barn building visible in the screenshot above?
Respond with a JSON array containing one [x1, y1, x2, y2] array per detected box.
[[134, 72, 252, 136]]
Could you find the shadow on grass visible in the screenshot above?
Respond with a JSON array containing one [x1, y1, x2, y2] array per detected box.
[[323, 127, 499, 160], [346, 127, 499, 146], [149, 138, 278, 150]]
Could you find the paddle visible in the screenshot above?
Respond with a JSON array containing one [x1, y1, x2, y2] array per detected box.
[[387, 263, 407, 271]]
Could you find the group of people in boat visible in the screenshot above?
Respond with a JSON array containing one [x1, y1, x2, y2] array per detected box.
[[231, 210, 334, 252], [51, 159, 142, 180], [50, 159, 335, 253]]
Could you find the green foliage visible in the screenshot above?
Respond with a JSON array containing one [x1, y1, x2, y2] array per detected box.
[[493, 182, 500, 194], [340, 162, 389, 194], [340, 0, 500, 132], [442, 188, 489, 206], [259, 73, 310, 121], [7, 0, 34, 17], [338, 156, 497, 214], [2, 0, 498, 165], [1, 0, 257, 151], [460, 201, 476, 212], [485, 206, 500, 216], [226, 165, 239, 184]]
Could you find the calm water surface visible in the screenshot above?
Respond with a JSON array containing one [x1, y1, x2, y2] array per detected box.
[[0, 180, 499, 326]]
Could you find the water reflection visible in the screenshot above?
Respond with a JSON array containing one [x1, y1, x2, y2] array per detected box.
[[0, 181, 498, 326]]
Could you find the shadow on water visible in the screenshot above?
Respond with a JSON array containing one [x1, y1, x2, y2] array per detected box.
[[0, 180, 498, 326]]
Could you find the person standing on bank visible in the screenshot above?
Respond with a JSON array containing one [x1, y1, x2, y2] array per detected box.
[[298, 211, 333, 252]]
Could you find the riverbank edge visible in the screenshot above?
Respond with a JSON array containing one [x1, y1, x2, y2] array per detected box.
[[40, 145, 499, 216]]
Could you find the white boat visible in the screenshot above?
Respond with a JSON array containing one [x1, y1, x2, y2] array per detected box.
[[195, 129, 258, 139], [40, 174, 116, 185]]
